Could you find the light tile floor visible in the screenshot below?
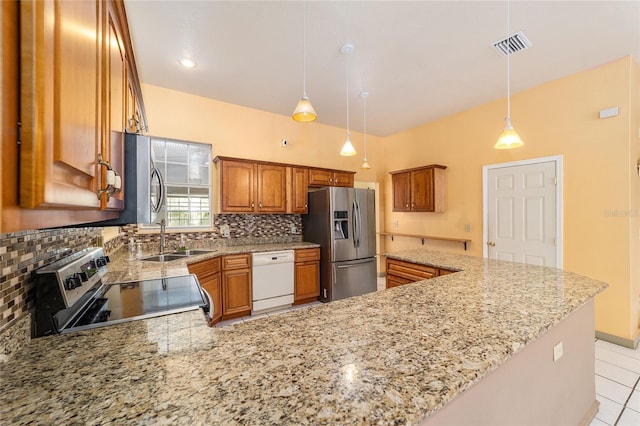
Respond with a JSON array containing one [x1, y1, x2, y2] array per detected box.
[[592, 339, 640, 425], [219, 277, 640, 425]]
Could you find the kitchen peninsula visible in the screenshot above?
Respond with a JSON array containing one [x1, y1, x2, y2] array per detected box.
[[0, 249, 606, 425]]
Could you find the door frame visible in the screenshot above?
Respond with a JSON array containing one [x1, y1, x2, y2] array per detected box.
[[482, 155, 564, 268]]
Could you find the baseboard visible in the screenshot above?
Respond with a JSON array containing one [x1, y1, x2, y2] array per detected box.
[[595, 330, 640, 349], [579, 400, 600, 426]]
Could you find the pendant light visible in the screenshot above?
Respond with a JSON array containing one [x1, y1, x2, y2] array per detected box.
[[340, 44, 356, 156], [360, 91, 371, 169], [291, 1, 317, 122], [494, 0, 524, 149]]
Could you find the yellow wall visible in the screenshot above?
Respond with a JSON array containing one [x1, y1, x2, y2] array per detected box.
[[141, 57, 640, 342], [141, 84, 386, 185], [383, 56, 639, 341]]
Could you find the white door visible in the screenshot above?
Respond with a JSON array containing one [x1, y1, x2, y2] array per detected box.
[[485, 159, 560, 267]]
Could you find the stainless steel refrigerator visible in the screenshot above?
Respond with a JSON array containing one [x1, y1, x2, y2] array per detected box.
[[302, 187, 377, 302]]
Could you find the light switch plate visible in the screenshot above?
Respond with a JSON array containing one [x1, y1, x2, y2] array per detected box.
[[219, 224, 230, 238], [553, 341, 563, 362], [290, 225, 297, 234]]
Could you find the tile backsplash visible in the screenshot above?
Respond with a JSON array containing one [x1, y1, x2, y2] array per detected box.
[[0, 227, 102, 358]]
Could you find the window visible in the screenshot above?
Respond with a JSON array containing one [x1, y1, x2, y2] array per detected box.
[[146, 138, 212, 229]]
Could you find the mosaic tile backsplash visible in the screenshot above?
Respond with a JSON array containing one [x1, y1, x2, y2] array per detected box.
[[121, 214, 303, 251], [0, 228, 102, 340]]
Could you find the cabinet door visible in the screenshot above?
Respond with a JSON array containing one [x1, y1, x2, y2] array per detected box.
[[222, 268, 252, 318], [256, 164, 286, 213], [294, 261, 320, 303], [289, 167, 309, 214], [221, 160, 255, 212], [202, 273, 222, 324], [386, 274, 413, 288], [333, 171, 354, 187], [102, 0, 126, 210], [411, 168, 434, 212], [391, 172, 411, 212], [20, 0, 101, 209], [308, 168, 333, 186]]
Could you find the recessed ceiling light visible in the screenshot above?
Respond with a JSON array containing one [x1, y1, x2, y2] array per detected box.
[[178, 58, 197, 69]]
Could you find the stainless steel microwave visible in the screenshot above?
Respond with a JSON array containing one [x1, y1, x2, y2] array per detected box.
[[90, 133, 163, 226]]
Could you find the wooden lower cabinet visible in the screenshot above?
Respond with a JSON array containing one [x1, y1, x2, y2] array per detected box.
[[188, 257, 222, 325], [386, 258, 457, 288], [221, 254, 252, 319], [294, 248, 320, 304]]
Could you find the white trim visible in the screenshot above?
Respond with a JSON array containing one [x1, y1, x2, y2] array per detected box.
[[482, 155, 563, 268]]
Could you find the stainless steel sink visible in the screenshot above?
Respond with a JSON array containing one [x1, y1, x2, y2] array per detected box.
[[141, 254, 188, 262], [172, 249, 217, 256]]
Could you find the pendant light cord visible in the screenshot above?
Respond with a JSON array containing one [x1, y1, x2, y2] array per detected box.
[[363, 95, 367, 158], [346, 51, 350, 137], [302, 0, 307, 97], [506, 0, 511, 120]]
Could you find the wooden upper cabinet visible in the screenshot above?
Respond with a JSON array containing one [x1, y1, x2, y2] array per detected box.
[[308, 168, 355, 187], [287, 167, 309, 214], [102, 0, 126, 210], [392, 172, 411, 212], [256, 164, 286, 213], [216, 157, 287, 214], [308, 168, 333, 186], [20, 0, 101, 209], [14, 0, 143, 217], [220, 159, 255, 213], [390, 165, 446, 212]]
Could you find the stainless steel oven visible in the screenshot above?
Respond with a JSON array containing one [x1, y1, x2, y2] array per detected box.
[[34, 248, 211, 337]]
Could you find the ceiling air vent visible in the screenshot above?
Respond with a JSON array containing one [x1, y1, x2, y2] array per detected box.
[[492, 31, 532, 56]]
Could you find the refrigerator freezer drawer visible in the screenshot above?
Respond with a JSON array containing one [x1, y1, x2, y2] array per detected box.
[[328, 258, 376, 302]]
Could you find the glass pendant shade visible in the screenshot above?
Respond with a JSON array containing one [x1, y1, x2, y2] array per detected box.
[[494, 118, 524, 149], [361, 159, 371, 169], [292, 96, 317, 122], [340, 137, 357, 156]]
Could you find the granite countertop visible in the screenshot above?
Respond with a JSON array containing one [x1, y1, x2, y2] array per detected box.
[[0, 249, 607, 425], [102, 241, 320, 284]]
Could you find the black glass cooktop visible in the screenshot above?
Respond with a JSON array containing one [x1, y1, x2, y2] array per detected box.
[[65, 275, 206, 332]]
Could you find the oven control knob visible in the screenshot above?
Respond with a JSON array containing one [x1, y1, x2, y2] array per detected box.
[[78, 271, 89, 282], [64, 277, 74, 290], [96, 257, 108, 267], [64, 274, 82, 290], [89, 260, 97, 269]]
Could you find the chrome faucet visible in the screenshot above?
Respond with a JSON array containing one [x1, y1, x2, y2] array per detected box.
[[158, 219, 167, 254]]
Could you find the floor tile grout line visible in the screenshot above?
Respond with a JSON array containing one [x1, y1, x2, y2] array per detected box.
[[595, 370, 638, 389], [595, 355, 640, 376], [613, 376, 640, 426]]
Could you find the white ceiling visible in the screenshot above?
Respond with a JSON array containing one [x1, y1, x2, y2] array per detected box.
[[124, 1, 640, 137]]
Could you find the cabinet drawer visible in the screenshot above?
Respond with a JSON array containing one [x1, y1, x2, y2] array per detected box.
[[386, 258, 437, 281], [386, 274, 414, 288], [222, 253, 251, 270], [295, 248, 320, 262], [188, 257, 221, 277]]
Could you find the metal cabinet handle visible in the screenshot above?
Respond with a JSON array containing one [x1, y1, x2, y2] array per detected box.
[[251, 202, 255, 208], [405, 203, 409, 207], [259, 202, 262, 208]]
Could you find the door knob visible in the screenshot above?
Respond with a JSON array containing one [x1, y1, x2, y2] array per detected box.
[[487, 241, 496, 247]]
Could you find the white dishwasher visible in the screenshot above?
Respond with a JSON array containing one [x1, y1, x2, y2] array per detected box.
[[251, 250, 295, 314]]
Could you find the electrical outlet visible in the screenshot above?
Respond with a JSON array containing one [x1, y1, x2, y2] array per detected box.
[[553, 341, 563, 362], [392, 220, 399, 228], [464, 224, 471, 232], [219, 224, 230, 238], [290, 225, 297, 234]]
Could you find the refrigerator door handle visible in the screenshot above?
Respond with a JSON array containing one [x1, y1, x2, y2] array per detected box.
[[352, 201, 358, 249], [336, 259, 374, 268], [355, 199, 361, 248]]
